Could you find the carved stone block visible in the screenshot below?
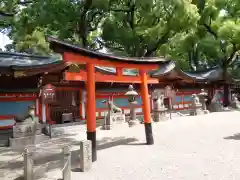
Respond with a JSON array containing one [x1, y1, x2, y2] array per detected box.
[[128, 119, 140, 127], [80, 140, 92, 172], [154, 108, 168, 122], [13, 123, 42, 138], [110, 113, 125, 124]]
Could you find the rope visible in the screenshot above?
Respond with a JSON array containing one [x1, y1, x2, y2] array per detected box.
[[0, 153, 23, 169], [1, 170, 23, 179]]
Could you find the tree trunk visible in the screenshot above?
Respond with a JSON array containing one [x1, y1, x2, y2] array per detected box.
[[222, 67, 230, 107], [223, 83, 230, 107]]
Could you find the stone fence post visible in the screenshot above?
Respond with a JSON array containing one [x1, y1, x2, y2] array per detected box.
[[80, 140, 92, 172], [62, 146, 71, 180], [24, 148, 33, 180]]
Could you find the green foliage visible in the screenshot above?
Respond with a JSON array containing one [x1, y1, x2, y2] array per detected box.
[[164, 0, 240, 73], [2, 0, 110, 54], [101, 0, 199, 57], [1, 0, 239, 81]]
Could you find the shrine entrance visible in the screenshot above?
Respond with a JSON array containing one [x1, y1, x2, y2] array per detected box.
[[47, 36, 169, 162]]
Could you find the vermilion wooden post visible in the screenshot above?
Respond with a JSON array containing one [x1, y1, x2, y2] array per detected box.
[[79, 90, 82, 119], [86, 63, 97, 161], [140, 70, 154, 145], [116, 67, 122, 76]]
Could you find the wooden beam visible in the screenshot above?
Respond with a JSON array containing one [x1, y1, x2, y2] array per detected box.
[[116, 67, 122, 76], [63, 52, 160, 70], [64, 72, 159, 84]]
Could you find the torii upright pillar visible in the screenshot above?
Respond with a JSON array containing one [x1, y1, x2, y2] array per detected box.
[[140, 70, 154, 145], [86, 63, 97, 162]]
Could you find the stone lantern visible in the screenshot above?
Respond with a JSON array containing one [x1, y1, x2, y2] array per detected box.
[[125, 85, 139, 127]]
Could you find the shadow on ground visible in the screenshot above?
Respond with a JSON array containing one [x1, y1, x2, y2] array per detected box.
[[97, 137, 138, 150], [1, 136, 139, 179], [224, 133, 240, 140]]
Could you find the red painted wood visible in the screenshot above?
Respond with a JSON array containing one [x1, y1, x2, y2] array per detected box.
[[64, 71, 159, 84], [63, 52, 160, 70], [0, 115, 15, 120]]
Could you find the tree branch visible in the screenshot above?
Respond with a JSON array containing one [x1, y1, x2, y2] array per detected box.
[[0, 1, 32, 17], [227, 44, 238, 65], [96, 39, 125, 52], [78, 0, 93, 47], [18, 1, 33, 5], [110, 8, 131, 12], [0, 11, 14, 17], [144, 4, 176, 57], [203, 23, 217, 39], [144, 32, 170, 57]]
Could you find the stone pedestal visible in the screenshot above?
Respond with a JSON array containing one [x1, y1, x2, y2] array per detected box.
[[80, 140, 92, 172], [190, 104, 202, 116], [111, 113, 125, 124], [230, 98, 240, 109], [203, 110, 210, 114], [128, 119, 140, 127], [101, 113, 112, 130], [9, 123, 49, 148], [154, 108, 168, 122], [101, 113, 125, 130], [209, 102, 223, 112]]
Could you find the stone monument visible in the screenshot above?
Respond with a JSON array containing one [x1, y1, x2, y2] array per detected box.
[[9, 105, 49, 148], [101, 100, 125, 130], [230, 94, 240, 109], [80, 140, 92, 172], [153, 93, 168, 122], [190, 94, 202, 116]]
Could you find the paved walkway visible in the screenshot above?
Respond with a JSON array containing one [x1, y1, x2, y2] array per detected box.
[[2, 111, 240, 180]]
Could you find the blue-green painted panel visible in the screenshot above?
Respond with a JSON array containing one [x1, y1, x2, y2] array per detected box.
[[175, 96, 182, 103], [184, 95, 192, 102], [113, 98, 129, 107], [0, 101, 35, 116], [96, 98, 108, 108], [136, 97, 142, 105]]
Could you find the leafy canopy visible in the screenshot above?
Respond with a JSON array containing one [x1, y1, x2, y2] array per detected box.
[[101, 0, 199, 57]]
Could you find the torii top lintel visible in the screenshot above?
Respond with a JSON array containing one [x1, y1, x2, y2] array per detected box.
[[46, 36, 169, 70]]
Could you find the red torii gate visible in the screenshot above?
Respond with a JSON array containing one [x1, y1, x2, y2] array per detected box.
[[47, 36, 168, 162]]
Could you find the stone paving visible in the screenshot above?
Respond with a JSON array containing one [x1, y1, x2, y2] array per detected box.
[[2, 111, 240, 180]]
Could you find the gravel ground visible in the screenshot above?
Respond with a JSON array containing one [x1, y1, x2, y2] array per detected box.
[[2, 111, 240, 180]]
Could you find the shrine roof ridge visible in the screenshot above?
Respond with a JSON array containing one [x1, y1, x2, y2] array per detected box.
[[0, 51, 51, 59], [46, 36, 169, 64], [0, 51, 62, 68]]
